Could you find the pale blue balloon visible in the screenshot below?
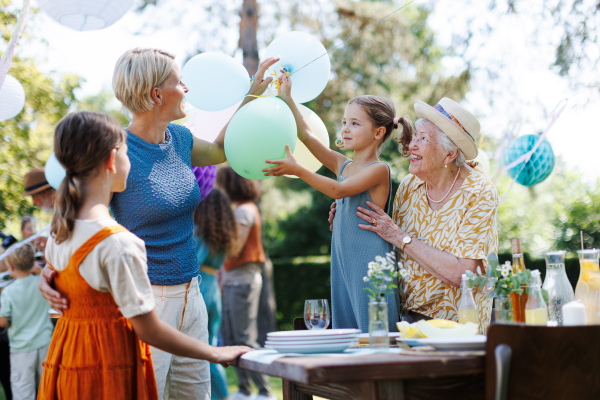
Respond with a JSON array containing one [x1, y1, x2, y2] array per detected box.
[[182, 52, 250, 111], [45, 153, 66, 190], [263, 31, 330, 103]]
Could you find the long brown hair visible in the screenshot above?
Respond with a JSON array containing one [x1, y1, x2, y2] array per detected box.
[[216, 167, 260, 203], [193, 188, 238, 255], [346, 95, 413, 157], [51, 112, 125, 244]]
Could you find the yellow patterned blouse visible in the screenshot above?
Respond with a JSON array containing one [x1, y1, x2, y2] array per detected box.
[[393, 162, 499, 333]]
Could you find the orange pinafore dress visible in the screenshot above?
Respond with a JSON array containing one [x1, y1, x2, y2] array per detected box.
[[38, 226, 158, 400]]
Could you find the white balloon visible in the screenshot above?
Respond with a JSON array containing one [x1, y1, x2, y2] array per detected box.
[[36, 0, 133, 31], [286, 105, 329, 177], [45, 153, 66, 190], [263, 31, 330, 103], [474, 149, 491, 177], [184, 102, 241, 143], [0, 75, 25, 121], [182, 53, 250, 112]]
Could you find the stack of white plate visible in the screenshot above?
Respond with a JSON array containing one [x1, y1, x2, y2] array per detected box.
[[265, 329, 360, 354]]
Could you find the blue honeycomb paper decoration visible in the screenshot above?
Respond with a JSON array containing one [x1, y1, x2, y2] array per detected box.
[[504, 134, 555, 187]]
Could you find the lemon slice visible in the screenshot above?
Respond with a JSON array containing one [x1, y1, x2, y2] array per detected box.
[[426, 319, 460, 329], [397, 321, 411, 334], [404, 327, 425, 339]]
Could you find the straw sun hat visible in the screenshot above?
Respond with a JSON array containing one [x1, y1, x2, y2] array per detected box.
[[22, 168, 52, 197], [414, 98, 480, 160]]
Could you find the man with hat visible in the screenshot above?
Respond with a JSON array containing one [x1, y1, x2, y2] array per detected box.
[[23, 168, 55, 214], [332, 98, 499, 334]]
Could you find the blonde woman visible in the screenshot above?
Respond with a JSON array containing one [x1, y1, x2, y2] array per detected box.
[[39, 49, 278, 399]]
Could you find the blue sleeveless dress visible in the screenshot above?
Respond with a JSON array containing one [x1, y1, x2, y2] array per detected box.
[[331, 159, 399, 333]]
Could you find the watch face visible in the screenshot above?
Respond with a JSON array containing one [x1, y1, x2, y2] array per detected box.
[[403, 236, 411, 244]]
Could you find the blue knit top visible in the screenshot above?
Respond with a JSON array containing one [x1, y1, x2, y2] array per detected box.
[[110, 123, 201, 286]]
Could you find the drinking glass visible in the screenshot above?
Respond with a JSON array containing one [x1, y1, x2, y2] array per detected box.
[[304, 299, 330, 330]]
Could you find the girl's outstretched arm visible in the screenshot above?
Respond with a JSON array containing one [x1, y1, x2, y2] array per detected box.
[[130, 309, 251, 366], [277, 73, 347, 175], [264, 145, 388, 203]]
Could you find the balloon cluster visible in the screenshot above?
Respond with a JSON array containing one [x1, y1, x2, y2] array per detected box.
[[182, 32, 331, 180]]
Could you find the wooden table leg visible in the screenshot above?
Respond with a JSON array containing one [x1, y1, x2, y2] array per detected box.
[[283, 379, 313, 400]]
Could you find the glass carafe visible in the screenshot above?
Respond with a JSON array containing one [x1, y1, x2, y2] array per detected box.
[[542, 250, 574, 325], [525, 270, 548, 325], [574, 249, 600, 325]]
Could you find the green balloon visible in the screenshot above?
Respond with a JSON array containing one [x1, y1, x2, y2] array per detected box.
[[225, 97, 297, 180]]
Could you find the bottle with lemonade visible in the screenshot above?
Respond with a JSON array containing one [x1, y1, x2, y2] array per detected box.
[[574, 249, 600, 325], [510, 238, 528, 323], [525, 269, 548, 325], [458, 274, 479, 327]]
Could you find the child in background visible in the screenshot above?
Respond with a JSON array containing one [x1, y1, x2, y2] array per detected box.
[[263, 73, 413, 333], [193, 188, 238, 400], [0, 243, 53, 400], [39, 111, 250, 400]]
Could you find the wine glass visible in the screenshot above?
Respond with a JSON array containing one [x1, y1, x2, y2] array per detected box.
[[304, 299, 330, 330]]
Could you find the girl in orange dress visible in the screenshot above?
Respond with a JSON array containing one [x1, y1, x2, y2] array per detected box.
[[38, 112, 251, 400]]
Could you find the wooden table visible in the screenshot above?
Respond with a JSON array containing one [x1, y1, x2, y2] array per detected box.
[[233, 350, 485, 400]]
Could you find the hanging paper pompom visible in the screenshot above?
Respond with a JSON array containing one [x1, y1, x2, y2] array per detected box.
[[504, 134, 555, 187], [0, 75, 25, 121], [35, 0, 133, 31], [192, 166, 217, 202]]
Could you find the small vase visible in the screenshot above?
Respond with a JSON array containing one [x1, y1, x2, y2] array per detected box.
[[495, 296, 514, 324], [369, 297, 389, 350]]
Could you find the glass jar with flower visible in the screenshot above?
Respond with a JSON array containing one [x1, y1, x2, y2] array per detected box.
[[466, 253, 548, 324], [363, 251, 406, 349]]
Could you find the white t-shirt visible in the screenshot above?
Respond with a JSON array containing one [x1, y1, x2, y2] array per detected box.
[[45, 218, 155, 319]]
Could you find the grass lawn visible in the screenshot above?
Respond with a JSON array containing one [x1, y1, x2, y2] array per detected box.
[[226, 366, 282, 399]]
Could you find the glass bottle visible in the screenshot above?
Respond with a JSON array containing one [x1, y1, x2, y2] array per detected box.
[[525, 269, 548, 325], [510, 238, 528, 323], [574, 249, 600, 324], [542, 250, 574, 325], [368, 293, 389, 350], [458, 274, 479, 326]]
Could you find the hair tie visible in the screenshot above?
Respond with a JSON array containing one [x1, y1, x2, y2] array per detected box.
[[393, 117, 400, 124]]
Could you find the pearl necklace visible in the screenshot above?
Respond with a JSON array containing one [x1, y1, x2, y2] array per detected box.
[[426, 166, 462, 203]]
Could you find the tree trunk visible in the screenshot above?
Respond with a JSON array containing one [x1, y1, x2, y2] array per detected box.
[[239, 0, 259, 76]]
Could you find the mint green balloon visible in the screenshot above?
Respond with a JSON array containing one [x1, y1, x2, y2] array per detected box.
[[225, 97, 297, 180]]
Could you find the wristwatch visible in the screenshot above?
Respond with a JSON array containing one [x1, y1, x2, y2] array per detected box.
[[400, 235, 412, 250]]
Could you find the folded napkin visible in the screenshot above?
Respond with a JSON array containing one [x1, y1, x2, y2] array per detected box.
[[240, 348, 401, 365]]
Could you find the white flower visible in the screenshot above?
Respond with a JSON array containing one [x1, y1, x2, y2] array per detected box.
[[399, 269, 408, 278], [363, 276, 369, 282], [375, 256, 384, 263], [384, 276, 392, 282]]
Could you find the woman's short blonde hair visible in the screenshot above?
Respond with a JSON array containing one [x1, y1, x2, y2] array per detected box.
[[112, 48, 176, 114]]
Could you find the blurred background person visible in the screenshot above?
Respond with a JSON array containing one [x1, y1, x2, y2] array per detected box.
[[216, 167, 275, 400], [194, 188, 238, 400]]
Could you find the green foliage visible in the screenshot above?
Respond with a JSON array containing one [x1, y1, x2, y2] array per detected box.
[[553, 178, 600, 253], [1, 2, 82, 231], [76, 89, 131, 126]]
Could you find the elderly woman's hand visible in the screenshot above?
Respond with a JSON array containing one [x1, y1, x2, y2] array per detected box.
[[357, 201, 405, 244], [39, 265, 68, 314], [248, 57, 280, 97]]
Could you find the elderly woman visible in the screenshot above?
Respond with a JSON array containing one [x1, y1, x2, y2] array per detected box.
[[39, 48, 279, 399], [335, 98, 498, 333]]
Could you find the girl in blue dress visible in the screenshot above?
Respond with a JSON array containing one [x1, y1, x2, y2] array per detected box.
[[193, 188, 238, 400], [264, 73, 413, 332]]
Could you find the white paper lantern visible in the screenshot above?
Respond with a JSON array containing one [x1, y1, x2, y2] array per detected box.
[[36, 0, 133, 31], [0, 75, 26, 121]]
